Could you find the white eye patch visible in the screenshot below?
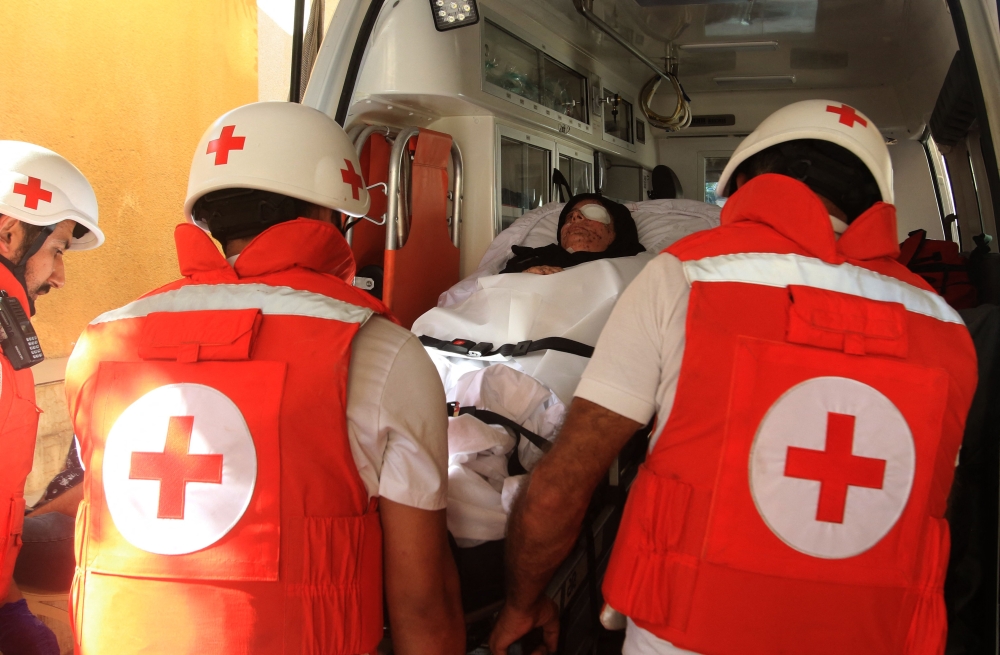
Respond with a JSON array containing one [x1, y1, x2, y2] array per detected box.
[[577, 204, 612, 224]]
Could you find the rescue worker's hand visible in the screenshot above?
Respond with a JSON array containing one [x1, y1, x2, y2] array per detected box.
[[489, 597, 559, 655], [523, 265, 563, 275]]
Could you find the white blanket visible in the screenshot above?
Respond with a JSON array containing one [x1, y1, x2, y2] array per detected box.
[[417, 256, 652, 546], [417, 199, 721, 546], [440, 198, 721, 308], [414, 253, 653, 404]]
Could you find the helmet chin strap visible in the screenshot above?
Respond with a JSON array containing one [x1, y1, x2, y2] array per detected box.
[[12, 225, 55, 316]]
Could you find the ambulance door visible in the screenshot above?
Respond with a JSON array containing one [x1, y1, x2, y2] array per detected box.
[[942, 0, 1000, 250], [932, 4, 1000, 654], [301, 0, 384, 122]]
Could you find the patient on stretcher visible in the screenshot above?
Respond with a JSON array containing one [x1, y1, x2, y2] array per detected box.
[[500, 194, 645, 275], [412, 196, 722, 546]]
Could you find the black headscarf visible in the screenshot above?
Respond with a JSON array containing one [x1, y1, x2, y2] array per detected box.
[[500, 193, 645, 274]]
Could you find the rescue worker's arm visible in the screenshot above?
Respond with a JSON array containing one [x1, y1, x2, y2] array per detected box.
[[27, 483, 82, 517], [490, 398, 642, 654], [382, 499, 464, 655]]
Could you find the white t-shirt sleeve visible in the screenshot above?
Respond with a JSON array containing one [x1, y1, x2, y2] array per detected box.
[[574, 253, 690, 432], [346, 316, 449, 510]]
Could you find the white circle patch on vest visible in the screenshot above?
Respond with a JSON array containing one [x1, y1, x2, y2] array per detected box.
[[103, 383, 257, 555], [749, 376, 915, 559]]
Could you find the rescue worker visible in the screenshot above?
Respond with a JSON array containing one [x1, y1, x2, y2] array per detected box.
[[64, 101, 464, 655], [490, 100, 979, 655], [0, 141, 104, 655]]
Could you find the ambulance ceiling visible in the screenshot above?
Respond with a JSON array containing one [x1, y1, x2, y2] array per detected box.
[[507, 0, 957, 99]]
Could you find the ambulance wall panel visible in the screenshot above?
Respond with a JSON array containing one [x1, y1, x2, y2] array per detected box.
[[655, 87, 908, 140], [656, 135, 744, 203], [346, 0, 657, 169], [890, 140, 945, 241]]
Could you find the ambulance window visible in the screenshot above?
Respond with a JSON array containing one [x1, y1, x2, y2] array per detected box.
[[558, 155, 593, 196], [703, 156, 730, 205], [483, 21, 589, 125], [484, 22, 541, 104], [499, 134, 552, 231], [922, 133, 960, 244], [602, 89, 633, 145], [541, 58, 588, 124]]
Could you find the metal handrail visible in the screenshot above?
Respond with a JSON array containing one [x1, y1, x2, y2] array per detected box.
[[344, 125, 396, 246], [574, 0, 672, 85], [450, 140, 463, 249], [385, 128, 463, 251], [353, 124, 394, 155], [386, 127, 421, 251], [346, 124, 366, 143]]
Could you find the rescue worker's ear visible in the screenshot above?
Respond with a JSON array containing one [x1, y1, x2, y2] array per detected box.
[[0, 215, 24, 261]]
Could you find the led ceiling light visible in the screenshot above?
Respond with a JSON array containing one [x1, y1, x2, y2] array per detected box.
[[430, 0, 479, 31], [714, 75, 796, 86], [680, 41, 779, 52]]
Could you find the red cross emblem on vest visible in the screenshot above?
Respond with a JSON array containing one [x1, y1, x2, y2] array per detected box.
[[129, 416, 224, 520], [341, 160, 364, 200], [750, 376, 915, 559], [206, 125, 246, 165], [103, 383, 258, 555], [784, 413, 886, 524], [826, 104, 868, 128], [12, 177, 53, 210]]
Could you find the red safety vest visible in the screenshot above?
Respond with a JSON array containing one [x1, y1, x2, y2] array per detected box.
[[603, 175, 979, 655], [66, 219, 388, 655], [0, 265, 39, 601]]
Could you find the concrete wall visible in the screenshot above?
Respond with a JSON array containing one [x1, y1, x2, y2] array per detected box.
[[1, 0, 258, 358], [0, 0, 259, 501]]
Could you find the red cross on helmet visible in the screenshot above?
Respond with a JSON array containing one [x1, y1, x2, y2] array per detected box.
[[184, 102, 371, 228], [0, 141, 104, 250], [717, 99, 893, 205]]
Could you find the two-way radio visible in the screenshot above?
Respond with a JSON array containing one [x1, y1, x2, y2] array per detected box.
[[0, 290, 44, 370]]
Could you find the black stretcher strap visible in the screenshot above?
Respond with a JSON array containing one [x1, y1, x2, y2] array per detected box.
[[447, 402, 553, 454], [419, 335, 594, 359]]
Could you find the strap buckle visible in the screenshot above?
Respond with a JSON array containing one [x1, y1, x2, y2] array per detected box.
[[446, 402, 461, 417], [468, 342, 493, 357], [512, 340, 532, 357], [438, 338, 475, 355]]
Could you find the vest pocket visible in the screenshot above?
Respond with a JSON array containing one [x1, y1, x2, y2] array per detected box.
[[602, 466, 697, 631], [285, 511, 384, 655], [87, 360, 284, 582], [705, 336, 949, 587]]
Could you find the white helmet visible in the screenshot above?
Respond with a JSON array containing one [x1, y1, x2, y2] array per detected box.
[[717, 99, 893, 204], [184, 101, 370, 230], [0, 141, 104, 250]]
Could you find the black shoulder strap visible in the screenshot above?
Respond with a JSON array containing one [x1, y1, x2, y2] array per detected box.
[[420, 335, 594, 359], [447, 402, 553, 454]]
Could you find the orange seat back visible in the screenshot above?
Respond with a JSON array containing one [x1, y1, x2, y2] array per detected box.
[[383, 128, 460, 328]]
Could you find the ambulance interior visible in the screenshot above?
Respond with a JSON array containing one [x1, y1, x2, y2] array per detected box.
[[299, 0, 1000, 651]]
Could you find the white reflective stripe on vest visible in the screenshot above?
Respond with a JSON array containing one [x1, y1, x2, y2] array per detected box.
[[683, 252, 963, 325], [90, 283, 374, 325]]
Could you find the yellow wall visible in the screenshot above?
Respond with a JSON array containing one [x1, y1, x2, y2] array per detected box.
[[0, 0, 259, 357]]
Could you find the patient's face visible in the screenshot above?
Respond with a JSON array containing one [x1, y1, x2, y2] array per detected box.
[[560, 200, 616, 253]]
